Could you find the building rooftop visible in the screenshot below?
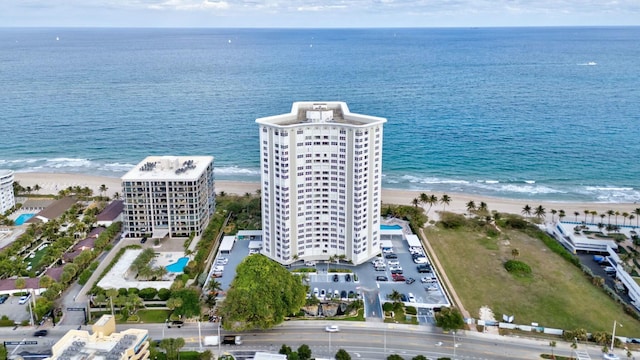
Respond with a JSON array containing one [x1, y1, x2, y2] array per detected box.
[[256, 102, 387, 127], [0, 169, 14, 177], [97, 201, 124, 222], [122, 156, 214, 182], [29, 196, 76, 223]]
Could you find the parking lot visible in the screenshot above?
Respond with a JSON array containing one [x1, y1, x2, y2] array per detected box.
[[209, 226, 451, 325], [0, 295, 34, 324]]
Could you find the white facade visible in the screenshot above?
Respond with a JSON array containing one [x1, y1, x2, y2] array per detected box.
[[256, 102, 386, 265], [0, 170, 16, 214], [121, 156, 215, 238]]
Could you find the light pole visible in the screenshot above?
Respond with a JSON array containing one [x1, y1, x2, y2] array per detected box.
[[452, 331, 456, 360], [611, 320, 622, 353], [218, 317, 222, 359]]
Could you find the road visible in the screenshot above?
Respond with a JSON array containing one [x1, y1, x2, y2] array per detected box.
[[2, 321, 631, 360]]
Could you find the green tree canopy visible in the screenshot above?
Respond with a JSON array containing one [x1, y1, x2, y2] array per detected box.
[[335, 349, 351, 360], [435, 307, 464, 331], [219, 254, 306, 330]]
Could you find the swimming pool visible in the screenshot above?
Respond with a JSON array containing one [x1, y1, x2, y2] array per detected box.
[[15, 213, 35, 226], [165, 257, 189, 273], [380, 224, 402, 230]]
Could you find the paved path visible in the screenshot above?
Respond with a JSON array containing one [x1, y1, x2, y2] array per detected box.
[[420, 227, 477, 331]]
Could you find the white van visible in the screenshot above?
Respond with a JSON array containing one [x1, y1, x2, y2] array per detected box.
[[19, 293, 31, 304]]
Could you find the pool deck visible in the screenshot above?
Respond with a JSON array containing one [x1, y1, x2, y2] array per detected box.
[[97, 249, 187, 291]]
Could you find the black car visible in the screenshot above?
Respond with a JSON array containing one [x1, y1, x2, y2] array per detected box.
[[391, 269, 403, 274], [400, 294, 408, 302], [33, 330, 48, 337], [0, 294, 9, 304], [344, 274, 351, 282], [385, 253, 398, 259], [140, 236, 148, 244], [417, 264, 432, 273], [405, 277, 416, 284], [333, 274, 339, 282], [167, 320, 184, 328], [376, 275, 388, 281]]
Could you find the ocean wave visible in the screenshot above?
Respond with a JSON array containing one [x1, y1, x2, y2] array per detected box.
[[401, 175, 470, 185], [584, 186, 634, 191], [215, 166, 260, 176], [524, 180, 536, 184], [472, 182, 565, 195], [45, 158, 94, 168]]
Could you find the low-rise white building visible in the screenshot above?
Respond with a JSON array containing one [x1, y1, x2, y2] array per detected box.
[[46, 315, 149, 360], [0, 170, 15, 214]]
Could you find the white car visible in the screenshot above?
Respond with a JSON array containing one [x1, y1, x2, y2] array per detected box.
[[413, 257, 429, 264], [408, 293, 416, 303], [313, 287, 319, 297], [389, 266, 403, 272], [421, 276, 436, 283], [387, 260, 400, 266], [18, 294, 31, 304], [216, 257, 229, 265], [325, 325, 340, 333]]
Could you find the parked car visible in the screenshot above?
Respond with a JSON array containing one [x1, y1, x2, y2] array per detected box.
[[333, 274, 339, 282], [345, 274, 351, 282], [375, 266, 386, 271], [408, 293, 416, 303], [140, 236, 148, 244], [33, 330, 48, 337], [387, 260, 400, 266], [389, 265, 403, 272], [391, 269, 403, 275], [405, 277, 416, 284], [325, 325, 340, 332], [421, 276, 436, 283], [392, 274, 406, 282], [385, 253, 398, 259], [400, 294, 408, 302], [417, 264, 432, 273], [18, 294, 31, 304], [413, 257, 429, 264], [216, 257, 229, 265], [167, 320, 184, 328], [0, 294, 9, 304], [313, 288, 319, 297], [376, 275, 388, 281]]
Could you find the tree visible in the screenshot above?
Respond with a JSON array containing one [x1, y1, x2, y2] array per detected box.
[[521, 205, 532, 218], [534, 205, 546, 220], [199, 350, 213, 360], [607, 210, 615, 226], [550, 209, 557, 222], [435, 307, 464, 331], [584, 210, 590, 224], [466, 201, 476, 213], [335, 349, 351, 360], [297, 344, 312, 360], [39, 275, 54, 289], [15, 278, 26, 291], [99, 184, 108, 197], [160, 338, 185, 360], [169, 289, 201, 318], [440, 194, 451, 211], [166, 297, 183, 311], [511, 248, 520, 260], [412, 356, 427, 360], [387, 355, 404, 360], [279, 344, 292, 355], [388, 289, 402, 303], [220, 255, 306, 330], [635, 208, 640, 228], [478, 202, 488, 215], [622, 212, 629, 226], [106, 288, 119, 316], [411, 198, 420, 207], [573, 211, 580, 222], [549, 341, 556, 359]]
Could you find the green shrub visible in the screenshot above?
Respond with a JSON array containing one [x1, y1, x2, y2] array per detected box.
[[504, 260, 532, 277], [128, 288, 140, 295], [139, 288, 158, 301], [78, 269, 92, 285], [405, 306, 417, 315], [439, 213, 467, 229], [118, 288, 128, 296], [158, 288, 172, 301], [382, 302, 394, 312]]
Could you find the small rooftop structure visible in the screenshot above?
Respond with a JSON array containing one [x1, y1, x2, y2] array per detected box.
[[121, 156, 214, 181], [256, 102, 387, 127], [219, 236, 236, 254], [253, 353, 287, 360], [406, 234, 421, 248]]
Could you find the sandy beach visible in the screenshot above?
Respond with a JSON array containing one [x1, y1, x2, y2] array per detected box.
[[14, 172, 640, 220]]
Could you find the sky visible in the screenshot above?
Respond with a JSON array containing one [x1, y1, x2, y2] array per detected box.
[[1, 0, 639, 28]]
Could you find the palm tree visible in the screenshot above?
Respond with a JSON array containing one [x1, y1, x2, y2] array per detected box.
[[534, 205, 546, 220], [550, 209, 557, 222], [600, 213, 607, 227], [440, 194, 451, 211], [606, 210, 615, 226], [207, 280, 222, 295], [630, 214, 636, 228], [419, 193, 429, 206], [388, 289, 402, 303], [113, 192, 121, 200], [622, 212, 629, 227], [521, 205, 532, 218], [33, 184, 41, 193], [558, 210, 566, 222], [166, 297, 183, 311], [426, 195, 438, 214], [106, 288, 119, 316], [591, 210, 598, 224], [615, 211, 620, 225], [466, 201, 476, 213], [511, 248, 520, 259], [478, 202, 488, 214], [584, 210, 590, 224], [634, 208, 640, 228], [411, 198, 420, 207], [549, 341, 556, 359], [573, 211, 580, 222]]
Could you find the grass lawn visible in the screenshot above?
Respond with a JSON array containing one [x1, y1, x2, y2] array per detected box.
[[424, 221, 640, 336], [28, 247, 48, 270], [137, 309, 171, 323]]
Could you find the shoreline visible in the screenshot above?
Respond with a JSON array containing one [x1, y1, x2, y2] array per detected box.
[[13, 172, 640, 218]]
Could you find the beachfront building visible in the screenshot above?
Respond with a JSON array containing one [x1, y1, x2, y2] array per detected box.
[[121, 156, 215, 239], [256, 102, 386, 265], [47, 314, 149, 360], [0, 170, 16, 213]]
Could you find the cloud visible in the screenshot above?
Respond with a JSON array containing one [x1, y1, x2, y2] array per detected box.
[[147, 0, 229, 11]]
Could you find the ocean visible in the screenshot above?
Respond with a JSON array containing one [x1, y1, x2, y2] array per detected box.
[[1, 27, 639, 203]]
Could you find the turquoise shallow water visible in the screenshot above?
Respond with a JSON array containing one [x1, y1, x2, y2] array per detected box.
[[1, 27, 639, 202]]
